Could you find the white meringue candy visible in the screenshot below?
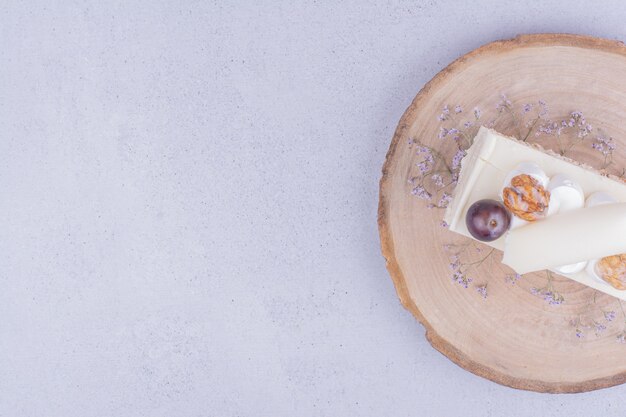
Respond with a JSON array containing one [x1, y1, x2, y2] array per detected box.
[[586, 191, 618, 208], [553, 261, 588, 275], [546, 173, 585, 215], [584, 192, 619, 286]]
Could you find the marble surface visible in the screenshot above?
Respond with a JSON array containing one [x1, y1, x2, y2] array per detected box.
[[2, 1, 626, 415]]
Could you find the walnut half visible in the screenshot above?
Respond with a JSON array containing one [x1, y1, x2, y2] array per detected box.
[[596, 254, 626, 290], [502, 174, 551, 221]]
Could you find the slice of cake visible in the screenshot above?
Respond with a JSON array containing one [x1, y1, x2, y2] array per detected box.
[[444, 126, 626, 299]]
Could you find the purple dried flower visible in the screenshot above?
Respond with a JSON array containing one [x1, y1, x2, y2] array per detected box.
[[451, 149, 466, 170], [452, 271, 472, 288], [576, 328, 584, 339], [473, 107, 481, 120], [530, 287, 564, 305], [415, 146, 429, 154], [438, 192, 452, 208], [565, 111, 593, 138], [411, 185, 432, 200], [438, 127, 448, 139], [618, 333, 626, 344], [542, 290, 564, 305], [449, 255, 460, 270], [440, 220, 448, 228], [594, 321, 607, 335], [496, 94, 512, 111], [431, 174, 444, 188], [438, 105, 450, 121], [571, 111, 583, 121], [417, 160, 430, 174], [416, 148, 434, 173], [537, 126, 550, 136], [505, 273, 521, 285], [604, 310, 616, 322], [454, 105, 463, 113], [449, 254, 472, 288], [475, 284, 488, 299], [523, 103, 532, 113], [592, 135, 616, 156], [570, 111, 585, 121], [537, 121, 562, 136], [538, 99, 548, 117], [464, 121, 473, 128]]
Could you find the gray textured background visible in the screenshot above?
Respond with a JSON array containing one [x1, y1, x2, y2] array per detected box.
[[2, 1, 626, 416]]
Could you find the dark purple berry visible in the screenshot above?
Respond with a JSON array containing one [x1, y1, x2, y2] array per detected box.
[[465, 199, 511, 242]]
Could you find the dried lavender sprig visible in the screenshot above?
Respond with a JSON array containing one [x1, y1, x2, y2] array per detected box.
[[530, 271, 565, 306]]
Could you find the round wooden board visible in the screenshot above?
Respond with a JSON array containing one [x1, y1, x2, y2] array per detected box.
[[379, 34, 626, 393]]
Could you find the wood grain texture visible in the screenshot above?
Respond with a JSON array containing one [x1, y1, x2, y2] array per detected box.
[[378, 33, 626, 393]]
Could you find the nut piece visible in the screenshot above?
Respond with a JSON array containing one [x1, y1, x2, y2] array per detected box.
[[596, 254, 626, 290], [502, 174, 551, 221]]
